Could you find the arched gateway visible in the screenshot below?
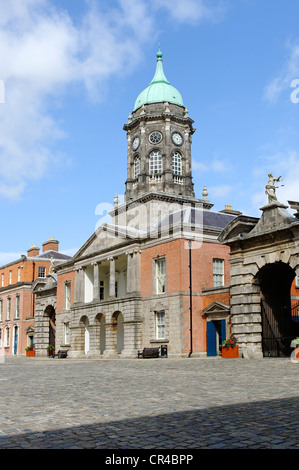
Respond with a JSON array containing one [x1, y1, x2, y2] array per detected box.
[[219, 183, 299, 358]]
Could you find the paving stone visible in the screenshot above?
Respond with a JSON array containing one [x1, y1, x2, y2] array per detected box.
[[0, 356, 299, 449]]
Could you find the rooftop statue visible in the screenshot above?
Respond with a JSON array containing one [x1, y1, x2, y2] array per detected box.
[[265, 172, 282, 203]]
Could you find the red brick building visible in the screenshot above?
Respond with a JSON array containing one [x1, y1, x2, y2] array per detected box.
[[36, 49, 240, 358], [0, 238, 71, 356]]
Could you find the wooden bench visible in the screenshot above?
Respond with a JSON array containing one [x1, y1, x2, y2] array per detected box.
[[137, 347, 160, 358], [54, 350, 68, 359]]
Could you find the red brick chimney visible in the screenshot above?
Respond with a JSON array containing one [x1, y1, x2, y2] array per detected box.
[[42, 238, 59, 252], [27, 244, 40, 257]]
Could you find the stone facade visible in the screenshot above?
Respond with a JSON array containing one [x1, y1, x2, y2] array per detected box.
[[219, 199, 299, 358], [35, 50, 238, 359]]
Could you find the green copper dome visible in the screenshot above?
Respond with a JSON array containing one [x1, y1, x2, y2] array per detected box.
[[133, 48, 184, 111]]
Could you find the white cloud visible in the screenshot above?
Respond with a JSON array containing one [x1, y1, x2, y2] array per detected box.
[[0, 0, 227, 200], [208, 184, 231, 198], [0, 252, 23, 267], [192, 157, 231, 174], [264, 41, 299, 103], [151, 0, 226, 24]]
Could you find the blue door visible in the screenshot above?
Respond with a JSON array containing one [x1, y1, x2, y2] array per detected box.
[[207, 320, 226, 356], [14, 327, 18, 355], [207, 321, 217, 356], [221, 319, 226, 345]]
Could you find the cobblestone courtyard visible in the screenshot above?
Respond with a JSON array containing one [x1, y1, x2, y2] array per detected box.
[[1, 356, 299, 449]]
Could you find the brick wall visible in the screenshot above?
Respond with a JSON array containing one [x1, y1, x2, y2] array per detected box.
[[56, 270, 75, 313]]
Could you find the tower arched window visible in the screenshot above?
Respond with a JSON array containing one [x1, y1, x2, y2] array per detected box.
[[149, 150, 162, 174], [172, 151, 182, 175], [134, 156, 140, 179]]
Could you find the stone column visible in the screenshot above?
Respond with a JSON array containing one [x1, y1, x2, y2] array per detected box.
[[74, 268, 80, 303], [93, 262, 99, 301], [109, 257, 116, 297], [126, 252, 132, 293], [75, 267, 85, 303], [134, 249, 141, 294]]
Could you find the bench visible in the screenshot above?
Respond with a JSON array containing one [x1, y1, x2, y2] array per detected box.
[[137, 347, 160, 358], [54, 350, 68, 359]]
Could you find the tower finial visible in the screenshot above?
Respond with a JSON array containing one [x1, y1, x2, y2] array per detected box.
[[156, 42, 163, 60]]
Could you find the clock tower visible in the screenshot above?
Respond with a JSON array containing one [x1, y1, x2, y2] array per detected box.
[[123, 48, 210, 209], [111, 48, 212, 229]]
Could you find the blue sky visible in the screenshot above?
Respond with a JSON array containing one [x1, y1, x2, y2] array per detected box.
[[1, 0, 299, 265]]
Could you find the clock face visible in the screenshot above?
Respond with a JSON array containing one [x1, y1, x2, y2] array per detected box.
[[171, 132, 184, 146], [131, 136, 140, 151], [149, 131, 162, 144]]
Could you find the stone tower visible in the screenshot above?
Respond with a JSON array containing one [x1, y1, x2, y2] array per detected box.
[[124, 47, 197, 202], [111, 48, 212, 229]]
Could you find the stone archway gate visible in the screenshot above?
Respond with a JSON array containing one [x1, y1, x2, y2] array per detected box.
[[219, 197, 299, 359]]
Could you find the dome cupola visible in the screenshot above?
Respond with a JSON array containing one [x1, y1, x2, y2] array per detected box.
[[133, 48, 184, 111]]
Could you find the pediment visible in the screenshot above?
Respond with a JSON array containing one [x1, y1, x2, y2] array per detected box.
[[218, 215, 259, 244], [25, 326, 35, 333], [73, 223, 147, 260], [32, 279, 47, 293], [32, 274, 57, 293], [202, 301, 230, 317]]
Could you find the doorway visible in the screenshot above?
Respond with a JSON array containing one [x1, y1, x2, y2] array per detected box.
[[256, 261, 298, 357], [207, 319, 226, 357], [13, 326, 18, 355]]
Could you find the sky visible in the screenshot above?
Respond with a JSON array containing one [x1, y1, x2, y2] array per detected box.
[[1, 0, 299, 265]]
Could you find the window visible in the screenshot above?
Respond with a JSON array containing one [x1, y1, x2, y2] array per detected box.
[[1, 273, 3, 287], [9, 271, 12, 284], [172, 151, 182, 175], [134, 156, 140, 178], [18, 267, 21, 282], [0, 300, 2, 322], [213, 259, 224, 287], [15, 295, 20, 319], [99, 280, 105, 300], [155, 258, 166, 294], [0, 328, 2, 347], [156, 311, 166, 339], [38, 267, 46, 278], [65, 283, 71, 310], [149, 150, 162, 174], [149, 131, 162, 144], [6, 298, 11, 320], [4, 326, 9, 347], [64, 322, 70, 344]]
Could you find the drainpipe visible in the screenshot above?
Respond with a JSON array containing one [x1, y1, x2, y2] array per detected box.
[[188, 240, 193, 357], [32, 262, 35, 317]]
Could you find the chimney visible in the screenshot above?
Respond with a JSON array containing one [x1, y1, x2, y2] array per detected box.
[[27, 244, 40, 257], [219, 205, 242, 215], [42, 237, 59, 253]]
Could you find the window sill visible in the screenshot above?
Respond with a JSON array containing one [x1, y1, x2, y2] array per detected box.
[[150, 339, 169, 344]]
